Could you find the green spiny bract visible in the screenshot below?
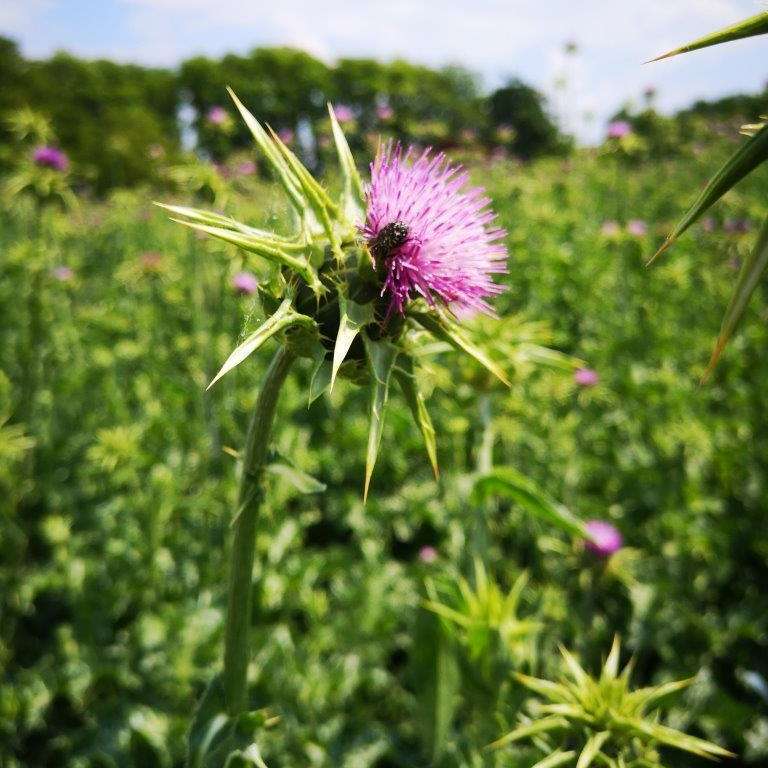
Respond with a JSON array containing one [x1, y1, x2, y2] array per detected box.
[[490, 636, 733, 768], [161, 90, 512, 498]]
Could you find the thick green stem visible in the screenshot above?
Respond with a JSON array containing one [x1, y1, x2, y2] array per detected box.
[[223, 345, 295, 716]]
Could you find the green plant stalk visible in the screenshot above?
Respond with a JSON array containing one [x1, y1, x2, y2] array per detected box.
[[223, 344, 295, 716]]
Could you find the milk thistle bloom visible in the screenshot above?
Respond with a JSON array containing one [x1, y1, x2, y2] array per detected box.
[[160, 91, 511, 755], [574, 367, 599, 387], [363, 143, 507, 316], [33, 145, 69, 171], [232, 270, 258, 295], [606, 120, 632, 139], [584, 519, 622, 556]]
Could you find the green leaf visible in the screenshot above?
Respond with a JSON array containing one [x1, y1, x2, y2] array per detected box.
[[267, 126, 342, 259], [394, 357, 439, 478], [559, 646, 590, 688], [514, 672, 575, 703], [704, 213, 768, 379], [488, 716, 568, 750], [226, 88, 306, 215], [168, 217, 323, 295], [650, 124, 768, 264], [602, 635, 622, 680], [531, 750, 577, 768], [473, 468, 587, 538], [266, 463, 326, 494], [619, 717, 734, 759], [649, 10, 768, 61], [308, 348, 332, 405], [576, 731, 610, 768], [331, 297, 373, 391], [411, 309, 511, 387], [188, 676, 230, 768], [224, 745, 269, 768], [628, 677, 695, 713], [208, 299, 314, 390], [362, 336, 398, 501], [328, 103, 365, 220], [411, 609, 460, 763]]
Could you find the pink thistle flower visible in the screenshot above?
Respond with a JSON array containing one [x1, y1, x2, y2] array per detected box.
[[600, 220, 621, 237], [574, 367, 599, 387], [606, 120, 632, 139], [277, 128, 294, 144], [362, 142, 507, 316], [33, 145, 69, 171], [376, 104, 394, 121], [418, 545, 438, 563], [232, 271, 258, 296], [627, 219, 647, 237], [52, 265, 74, 282], [207, 106, 229, 126], [140, 252, 163, 273], [333, 104, 355, 123], [584, 520, 623, 557], [236, 160, 256, 177]]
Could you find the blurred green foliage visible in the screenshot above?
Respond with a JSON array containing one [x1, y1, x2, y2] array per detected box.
[[1, 125, 768, 768]]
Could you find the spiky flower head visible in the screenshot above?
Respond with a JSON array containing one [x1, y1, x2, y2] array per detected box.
[[161, 91, 516, 498], [492, 637, 733, 766], [232, 271, 258, 296], [584, 519, 622, 556], [33, 145, 69, 172], [363, 143, 507, 317]]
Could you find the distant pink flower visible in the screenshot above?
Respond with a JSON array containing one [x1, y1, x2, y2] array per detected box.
[[376, 104, 394, 121], [606, 120, 632, 139], [333, 104, 355, 123], [207, 106, 229, 126], [52, 265, 74, 282], [584, 520, 623, 557], [33, 145, 69, 171], [236, 160, 256, 177], [574, 367, 599, 387], [724, 218, 751, 235], [363, 142, 507, 317], [600, 220, 621, 237], [232, 271, 258, 295], [277, 128, 294, 144], [140, 252, 163, 273], [701, 217, 716, 233], [627, 219, 647, 237], [418, 545, 438, 563]]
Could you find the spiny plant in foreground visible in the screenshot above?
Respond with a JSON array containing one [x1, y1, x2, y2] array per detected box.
[[490, 636, 733, 768], [648, 10, 768, 377], [160, 89, 512, 766]]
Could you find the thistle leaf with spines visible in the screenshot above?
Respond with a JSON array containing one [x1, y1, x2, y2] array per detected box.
[[207, 299, 316, 390], [362, 336, 399, 501], [328, 103, 365, 221], [330, 296, 374, 392]]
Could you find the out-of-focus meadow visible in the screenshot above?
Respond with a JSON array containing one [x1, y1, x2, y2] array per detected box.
[[1, 35, 768, 768]]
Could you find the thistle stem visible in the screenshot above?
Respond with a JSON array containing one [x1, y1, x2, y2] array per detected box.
[[223, 344, 295, 716]]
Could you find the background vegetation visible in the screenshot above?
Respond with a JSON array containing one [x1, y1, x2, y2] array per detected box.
[[1, 33, 767, 768]]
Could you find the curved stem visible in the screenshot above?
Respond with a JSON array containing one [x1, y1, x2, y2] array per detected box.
[[223, 344, 295, 716]]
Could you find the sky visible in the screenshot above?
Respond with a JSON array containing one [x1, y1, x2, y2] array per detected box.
[[1, 0, 766, 143]]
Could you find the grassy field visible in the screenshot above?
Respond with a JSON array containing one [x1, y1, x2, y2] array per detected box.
[[2, 142, 768, 767]]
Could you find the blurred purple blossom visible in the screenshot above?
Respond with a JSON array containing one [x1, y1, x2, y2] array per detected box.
[[33, 145, 69, 171], [584, 520, 623, 557], [376, 104, 394, 121], [600, 220, 621, 237], [606, 120, 632, 139], [333, 104, 355, 123], [574, 367, 599, 387], [627, 219, 648, 237], [52, 265, 74, 282], [724, 218, 751, 235], [232, 271, 258, 296], [418, 546, 438, 564], [277, 128, 294, 144], [207, 106, 229, 126], [236, 160, 256, 177], [701, 217, 716, 233]]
